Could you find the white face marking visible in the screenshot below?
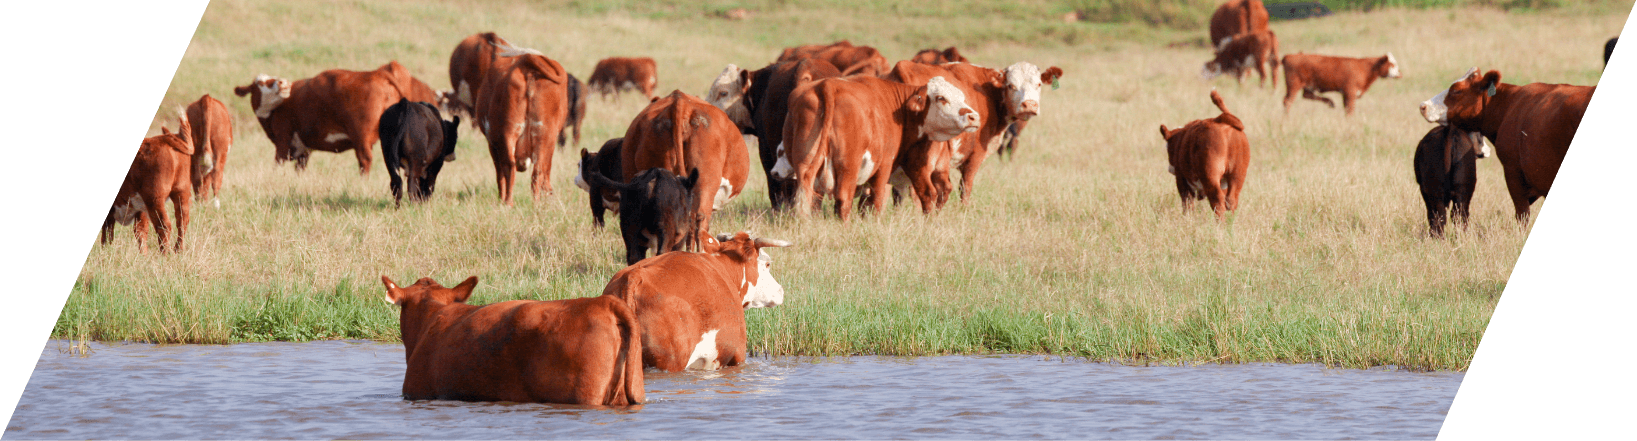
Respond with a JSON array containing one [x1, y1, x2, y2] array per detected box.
[[1004, 62, 1045, 119], [920, 76, 979, 142], [855, 151, 875, 186], [741, 251, 784, 308], [573, 160, 591, 192], [252, 75, 289, 119], [714, 177, 733, 210], [686, 330, 721, 370], [1385, 53, 1402, 78], [770, 144, 794, 178], [707, 65, 752, 128], [324, 132, 350, 143], [1420, 68, 1478, 124]]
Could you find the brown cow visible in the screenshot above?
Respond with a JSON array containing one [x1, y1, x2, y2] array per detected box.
[[1281, 52, 1401, 115], [1209, 0, 1270, 50], [704, 58, 844, 210], [383, 275, 644, 405], [1414, 124, 1490, 238], [776, 40, 888, 76], [772, 75, 980, 220], [598, 232, 790, 371], [911, 47, 969, 65], [588, 57, 659, 100], [619, 90, 749, 242], [474, 44, 570, 205], [233, 61, 443, 174], [1419, 67, 1594, 225], [102, 115, 194, 254], [447, 32, 510, 121], [1203, 30, 1280, 87], [1159, 90, 1250, 220], [183, 94, 233, 208]]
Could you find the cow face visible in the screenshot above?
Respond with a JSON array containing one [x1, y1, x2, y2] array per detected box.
[[916, 76, 981, 142], [382, 275, 478, 306], [1419, 68, 1498, 128], [232, 74, 291, 119], [1381, 53, 1402, 79], [715, 232, 792, 309], [1002, 62, 1063, 121], [706, 65, 754, 130]]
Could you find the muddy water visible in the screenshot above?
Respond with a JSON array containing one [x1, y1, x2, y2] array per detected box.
[[6, 340, 1459, 439]]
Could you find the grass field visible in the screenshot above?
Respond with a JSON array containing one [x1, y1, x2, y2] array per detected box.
[[62, 0, 1631, 371]]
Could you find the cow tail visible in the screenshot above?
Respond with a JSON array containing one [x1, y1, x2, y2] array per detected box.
[[1210, 90, 1246, 132], [380, 62, 415, 103], [518, 68, 540, 172], [607, 296, 646, 406]]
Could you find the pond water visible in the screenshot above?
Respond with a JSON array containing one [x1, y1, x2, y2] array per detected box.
[[5, 340, 1460, 439]]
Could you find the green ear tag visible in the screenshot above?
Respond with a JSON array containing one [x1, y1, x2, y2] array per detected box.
[[1052, 78, 1060, 90], [1486, 84, 1496, 97]]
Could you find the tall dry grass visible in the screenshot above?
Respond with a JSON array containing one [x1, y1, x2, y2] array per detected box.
[[71, 0, 1629, 370]]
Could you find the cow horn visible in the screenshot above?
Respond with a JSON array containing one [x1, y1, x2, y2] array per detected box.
[[753, 238, 792, 248]]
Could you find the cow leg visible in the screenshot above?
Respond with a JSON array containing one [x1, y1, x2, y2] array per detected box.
[[1301, 89, 1335, 108], [1342, 90, 1358, 116], [1281, 83, 1299, 113], [832, 159, 860, 221], [957, 146, 990, 205], [1223, 167, 1246, 213], [144, 193, 172, 254], [1175, 177, 1196, 213], [171, 186, 191, 252], [493, 156, 515, 206], [388, 165, 404, 208], [1424, 194, 1448, 238], [132, 211, 151, 254], [531, 144, 555, 202], [1502, 167, 1534, 226]]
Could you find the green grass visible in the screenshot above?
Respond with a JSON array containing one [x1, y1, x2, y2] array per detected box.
[[65, 0, 1630, 371]]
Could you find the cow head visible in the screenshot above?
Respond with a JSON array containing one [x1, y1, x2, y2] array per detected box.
[[1420, 68, 1498, 129], [1379, 53, 1402, 79], [712, 232, 793, 309], [914, 76, 981, 142], [382, 275, 478, 306], [706, 64, 754, 130], [232, 74, 291, 119], [1003, 62, 1064, 121]]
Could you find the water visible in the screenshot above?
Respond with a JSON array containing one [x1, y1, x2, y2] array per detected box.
[[6, 340, 1460, 439]]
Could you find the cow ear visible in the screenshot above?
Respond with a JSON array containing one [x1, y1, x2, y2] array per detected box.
[[907, 86, 929, 113], [233, 85, 252, 97], [450, 276, 478, 303], [1159, 124, 1171, 139], [381, 276, 402, 305], [1041, 67, 1065, 86], [739, 69, 754, 92], [1481, 71, 1502, 96]]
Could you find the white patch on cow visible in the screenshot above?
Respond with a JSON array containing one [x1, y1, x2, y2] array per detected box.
[[212, 197, 221, 209], [714, 178, 733, 210], [325, 132, 350, 143], [815, 158, 836, 196], [1004, 62, 1045, 119], [770, 144, 794, 178], [252, 74, 290, 119], [456, 81, 473, 107], [290, 133, 310, 157], [1420, 68, 1476, 124], [573, 167, 590, 192], [855, 151, 876, 186], [519, 157, 533, 171], [686, 330, 721, 371], [950, 138, 966, 165], [113, 195, 147, 225], [1385, 52, 1402, 78], [921, 76, 979, 142], [1216, 36, 1234, 52], [741, 251, 785, 308]]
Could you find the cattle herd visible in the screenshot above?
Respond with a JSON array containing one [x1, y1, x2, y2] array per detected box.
[[96, 0, 1603, 405]]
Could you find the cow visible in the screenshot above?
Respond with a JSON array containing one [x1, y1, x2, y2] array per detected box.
[[474, 44, 570, 205], [598, 231, 791, 371], [1203, 30, 1280, 87], [575, 138, 625, 228], [584, 167, 701, 265], [183, 94, 233, 208], [776, 40, 889, 76], [704, 58, 843, 210], [102, 115, 194, 254], [1158, 90, 1250, 220], [1419, 67, 1594, 225], [911, 47, 969, 65], [1280, 52, 1401, 115], [378, 98, 459, 206], [1606, 37, 1619, 66], [619, 90, 750, 239], [1209, 0, 1270, 50], [233, 61, 444, 174], [588, 57, 659, 100], [558, 73, 587, 148], [882, 61, 1065, 211], [382, 275, 644, 405], [447, 32, 510, 121], [1414, 125, 1491, 238], [772, 75, 981, 220]]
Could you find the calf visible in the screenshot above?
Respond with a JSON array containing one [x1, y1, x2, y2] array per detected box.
[[378, 98, 460, 206], [1281, 52, 1401, 115], [619, 90, 749, 236], [588, 57, 659, 100], [704, 58, 843, 210], [1414, 125, 1490, 238], [599, 231, 791, 371], [447, 32, 510, 121], [184, 94, 233, 208], [584, 167, 701, 265], [102, 116, 194, 253], [574, 138, 625, 228], [383, 275, 644, 405], [1419, 67, 1594, 225], [911, 46, 969, 65], [558, 73, 587, 148], [474, 44, 569, 205], [1158, 90, 1250, 220], [233, 61, 444, 174], [1203, 30, 1280, 87], [1210, 0, 1270, 50]]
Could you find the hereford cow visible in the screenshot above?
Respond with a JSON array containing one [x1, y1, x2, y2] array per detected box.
[[379, 98, 460, 206], [1419, 67, 1594, 225], [233, 61, 443, 174], [1159, 90, 1250, 220], [588, 57, 659, 100], [599, 231, 791, 371], [575, 138, 625, 227], [558, 73, 587, 148], [447, 32, 510, 120], [184, 94, 233, 208], [1209, 0, 1270, 50], [704, 58, 843, 210], [585, 167, 701, 265], [383, 275, 644, 405], [1414, 125, 1490, 238], [911, 47, 969, 65], [474, 44, 570, 205], [1203, 30, 1280, 87], [1281, 52, 1400, 116], [102, 116, 194, 254], [776, 40, 888, 76], [619, 90, 749, 239], [773, 75, 981, 220]]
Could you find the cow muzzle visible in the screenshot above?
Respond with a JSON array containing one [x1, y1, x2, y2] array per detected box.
[[1016, 100, 1040, 120], [1418, 91, 1447, 124]]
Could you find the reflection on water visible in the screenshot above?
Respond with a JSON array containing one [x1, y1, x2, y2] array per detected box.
[[6, 340, 1460, 439]]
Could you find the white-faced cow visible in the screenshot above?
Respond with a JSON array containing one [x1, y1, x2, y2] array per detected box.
[[1414, 124, 1491, 238], [183, 94, 233, 208], [474, 44, 570, 205], [233, 61, 444, 174], [1280, 52, 1401, 116], [102, 115, 194, 254], [1159, 90, 1250, 220], [379, 98, 459, 206], [1419, 67, 1594, 225], [704, 58, 843, 210]]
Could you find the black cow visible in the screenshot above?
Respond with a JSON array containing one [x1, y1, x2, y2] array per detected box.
[[1606, 37, 1618, 66], [559, 73, 587, 148], [1413, 124, 1489, 238], [378, 98, 459, 206], [575, 138, 625, 227], [584, 167, 701, 265]]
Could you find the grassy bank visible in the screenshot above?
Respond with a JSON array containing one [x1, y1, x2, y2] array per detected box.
[[66, 0, 1628, 371]]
